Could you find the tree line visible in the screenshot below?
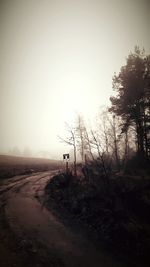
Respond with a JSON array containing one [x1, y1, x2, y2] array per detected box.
[[60, 47, 150, 175], [110, 46, 150, 159]]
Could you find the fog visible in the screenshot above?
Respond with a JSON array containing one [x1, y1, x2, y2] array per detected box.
[[0, 0, 149, 159]]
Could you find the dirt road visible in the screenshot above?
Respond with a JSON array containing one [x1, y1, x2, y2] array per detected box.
[[0, 171, 129, 267]]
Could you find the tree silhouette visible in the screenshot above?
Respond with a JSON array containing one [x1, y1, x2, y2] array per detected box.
[[110, 47, 150, 158]]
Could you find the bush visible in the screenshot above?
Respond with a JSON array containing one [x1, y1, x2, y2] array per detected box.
[[124, 155, 150, 174]]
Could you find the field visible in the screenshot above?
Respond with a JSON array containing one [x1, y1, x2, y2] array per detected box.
[[0, 155, 62, 179]]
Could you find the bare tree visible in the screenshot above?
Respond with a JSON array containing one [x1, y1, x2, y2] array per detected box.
[[106, 114, 121, 170], [75, 115, 85, 164], [112, 115, 120, 169], [58, 122, 77, 176], [84, 127, 95, 161], [99, 109, 110, 155], [95, 108, 124, 171], [90, 129, 108, 179]]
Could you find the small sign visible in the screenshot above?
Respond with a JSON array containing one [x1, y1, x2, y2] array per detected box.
[[63, 153, 69, 161]]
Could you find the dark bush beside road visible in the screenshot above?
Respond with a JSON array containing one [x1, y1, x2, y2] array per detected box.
[[45, 172, 150, 267]]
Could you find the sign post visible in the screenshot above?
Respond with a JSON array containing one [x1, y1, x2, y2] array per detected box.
[[63, 154, 70, 174]]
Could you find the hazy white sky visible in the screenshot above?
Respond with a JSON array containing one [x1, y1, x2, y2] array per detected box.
[[0, 0, 150, 159]]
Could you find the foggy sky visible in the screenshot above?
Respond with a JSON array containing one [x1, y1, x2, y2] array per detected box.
[[0, 0, 150, 159]]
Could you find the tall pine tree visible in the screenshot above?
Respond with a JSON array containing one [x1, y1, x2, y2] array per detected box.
[[110, 47, 150, 158]]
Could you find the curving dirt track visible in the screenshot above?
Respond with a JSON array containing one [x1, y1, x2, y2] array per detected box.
[[0, 171, 129, 267]]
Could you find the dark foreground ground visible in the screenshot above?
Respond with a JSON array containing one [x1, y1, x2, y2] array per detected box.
[[0, 155, 150, 267], [45, 171, 150, 267], [0, 167, 131, 267]]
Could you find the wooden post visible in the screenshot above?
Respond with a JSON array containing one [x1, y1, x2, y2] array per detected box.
[[66, 161, 69, 174]]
